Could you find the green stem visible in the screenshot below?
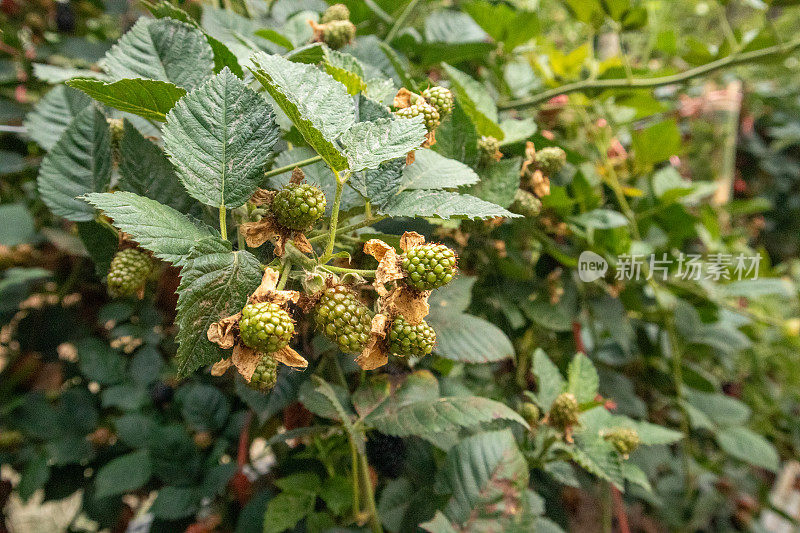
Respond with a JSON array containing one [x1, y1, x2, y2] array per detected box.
[[363, 0, 393, 23], [349, 438, 361, 521], [219, 205, 227, 240], [276, 260, 291, 290], [308, 215, 387, 244], [321, 171, 346, 262], [498, 36, 800, 110], [359, 451, 383, 533], [263, 155, 323, 180], [323, 266, 377, 277], [384, 0, 420, 43]]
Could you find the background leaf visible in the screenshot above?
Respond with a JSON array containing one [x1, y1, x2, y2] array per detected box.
[[23, 85, 90, 150], [380, 190, 518, 220], [67, 78, 186, 122], [339, 117, 427, 171]]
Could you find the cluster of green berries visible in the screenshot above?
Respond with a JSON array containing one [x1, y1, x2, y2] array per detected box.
[[388, 316, 436, 357], [395, 103, 440, 133], [321, 3, 349, 23], [510, 189, 542, 218], [107, 248, 153, 298], [239, 301, 294, 354], [534, 146, 567, 175], [421, 86, 454, 117], [321, 19, 356, 49], [477, 135, 501, 164], [548, 392, 580, 430], [315, 285, 374, 355], [272, 182, 327, 231], [248, 352, 278, 391], [401, 243, 457, 291], [603, 427, 640, 457]]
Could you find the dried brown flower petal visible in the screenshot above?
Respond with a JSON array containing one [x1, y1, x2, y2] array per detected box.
[[393, 88, 416, 109], [250, 188, 275, 206], [207, 313, 241, 349], [399, 231, 425, 252], [274, 345, 308, 368], [250, 268, 300, 306], [232, 344, 261, 381], [383, 286, 430, 324], [363, 239, 404, 295], [210, 358, 232, 376], [355, 314, 390, 370]]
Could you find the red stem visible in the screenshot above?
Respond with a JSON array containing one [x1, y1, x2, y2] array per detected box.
[[572, 320, 586, 354], [237, 410, 253, 468]]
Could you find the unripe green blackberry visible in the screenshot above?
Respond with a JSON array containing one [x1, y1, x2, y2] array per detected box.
[[535, 146, 567, 175], [272, 182, 327, 231], [421, 86, 454, 117], [248, 352, 278, 391], [548, 392, 580, 429], [321, 3, 350, 23], [107, 248, 153, 298], [519, 402, 541, 426], [401, 243, 457, 291], [315, 285, 373, 354], [388, 316, 435, 358], [322, 19, 356, 49], [603, 427, 640, 457], [395, 102, 440, 132], [510, 189, 542, 218], [239, 302, 294, 354], [477, 135, 501, 164]]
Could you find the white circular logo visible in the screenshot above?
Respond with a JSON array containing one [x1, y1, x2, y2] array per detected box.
[[578, 251, 608, 282]]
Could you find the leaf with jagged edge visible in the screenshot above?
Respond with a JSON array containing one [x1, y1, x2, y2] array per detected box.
[[569, 434, 624, 489], [466, 157, 522, 208], [37, 107, 111, 222], [67, 78, 186, 122], [249, 52, 353, 171], [162, 68, 278, 209], [323, 48, 368, 95], [339, 117, 427, 172], [118, 120, 196, 214], [24, 85, 91, 150], [531, 349, 566, 410], [83, 191, 218, 266], [433, 100, 480, 166], [441, 63, 504, 139], [566, 352, 599, 403], [32, 63, 107, 84], [379, 190, 518, 220], [398, 149, 480, 192], [175, 246, 262, 377], [102, 18, 214, 90]]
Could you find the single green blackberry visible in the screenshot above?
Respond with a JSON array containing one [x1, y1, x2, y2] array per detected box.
[[510, 189, 542, 218], [321, 3, 350, 23], [238, 302, 294, 354], [421, 86, 454, 117], [603, 427, 640, 457], [401, 243, 457, 291], [395, 102, 440, 132], [535, 146, 567, 175], [272, 182, 327, 231], [519, 402, 541, 426], [322, 19, 356, 49], [314, 285, 373, 355], [548, 392, 580, 429], [477, 135, 501, 164], [248, 352, 278, 391], [107, 248, 153, 298], [388, 316, 435, 358]]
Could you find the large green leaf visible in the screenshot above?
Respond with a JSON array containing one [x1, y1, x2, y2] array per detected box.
[[162, 68, 278, 209], [38, 107, 111, 222], [249, 52, 353, 170], [531, 349, 566, 409], [103, 17, 214, 90], [339, 117, 427, 172], [151, 486, 201, 519], [466, 157, 522, 208], [380, 190, 517, 220], [94, 450, 152, 499], [118, 120, 195, 213], [349, 158, 406, 207], [566, 352, 599, 403], [83, 191, 218, 265], [398, 149, 479, 191], [0, 204, 35, 247], [427, 430, 529, 531], [716, 427, 779, 472], [23, 85, 90, 150], [433, 100, 480, 166], [463, 1, 540, 50], [175, 248, 262, 376], [441, 63, 504, 139], [67, 78, 186, 122]]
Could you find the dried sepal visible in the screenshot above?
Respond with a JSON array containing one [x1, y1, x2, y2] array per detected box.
[[308, 19, 325, 42], [249, 268, 300, 306], [210, 358, 232, 376], [383, 286, 430, 324], [249, 188, 275, 206], [364, 239, 404, 295], [393, 88, 416, 109], [207, 312, 241, 349], [240, 217, 280, 248], [399, 231, 425, 251], [290, 167, 305, 184], [274, 345, 308, 368], [355, 313, 390, 370], [232, 343, 261, 381]]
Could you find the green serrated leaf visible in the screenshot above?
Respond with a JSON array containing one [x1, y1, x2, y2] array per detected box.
[[532, 349, 565, 409], [83, 191, 218, 265], [463, 1, 539, 50], [466, 157, 522, 207], [94, 450, 152, 499], [441, 63, 504, 140], [67, 78, 186, 122], [32, 63, 108, 84], [249, 52, 353, 170], [567, 352, 599, 403], [339, 117, 426, 172], [103, 18, 214, 90], [24, 85, 91, 150], [175, 249, 262, 376], [38, 107, 111, 222], [380, 190, 518, 220], [399, 149, 480, 192], [434, 100, 480, 166], [163, 68, 278, 209]]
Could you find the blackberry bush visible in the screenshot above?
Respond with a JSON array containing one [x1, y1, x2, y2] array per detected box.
[[106, 248, 153, 298], [388, 316, 436, 358], [314, 285, 373, 355], [271, 182, 327, 230], [238, 301, 294, 354], [401, 243, 457, 291]]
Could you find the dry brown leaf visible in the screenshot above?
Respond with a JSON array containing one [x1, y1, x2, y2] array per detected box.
[[355, 314, 390, 370], [274, 345, 308, 368], [290, 167, 305, 184], [207, 312, 241, 349], [240, 218, 279, 248], [250, 188, 274, 206], [210, 358, 232, 376], [232, 344, 261, 381], [363, 239, 404, 295], [399, 231, 425, 252], [393, 88, 415, 109], [383, 286, 430, 324]]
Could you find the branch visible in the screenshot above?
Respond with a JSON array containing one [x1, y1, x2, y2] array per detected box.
[[263, 155, 323, 179], [498, 37, 800, 110]]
